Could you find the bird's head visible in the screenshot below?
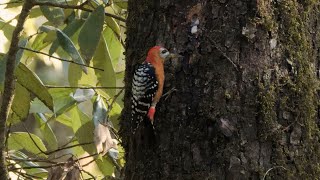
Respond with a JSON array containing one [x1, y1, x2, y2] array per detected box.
[[145, 46, 181, 65]]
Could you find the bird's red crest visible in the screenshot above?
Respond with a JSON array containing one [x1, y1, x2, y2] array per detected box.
[[146, 46, 162, 63]]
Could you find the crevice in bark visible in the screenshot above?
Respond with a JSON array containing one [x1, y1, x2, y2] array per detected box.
[[121, 0, 320, 179]]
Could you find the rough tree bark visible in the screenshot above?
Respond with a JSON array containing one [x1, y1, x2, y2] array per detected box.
[[120, 0, 320, 179]]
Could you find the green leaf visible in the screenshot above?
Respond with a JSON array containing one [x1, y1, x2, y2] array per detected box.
[[68, 63, 98, 86], [39, 25, 56, 33], [50, 88, 77, 115], [75, 121, 95, 154], [114, 0, 128, 9], [92, 95, 107, 126], [9, 151, 48, 178], [105, 17, 120, 37], [15, 63, 54, 111], [55, 113, 72, 127], [92, 37, 116, 97], [16, 38, 28, 62], [29, 98, 51, 114], [34, 113, 58, 150], [0, 38, 28, 92], [5, 1, 23, 8], [56, 29, 88, 74], [70, 106, 90, 133], [29, 7, 43, 18], [38, 25, 57, 44], [40, 2, 65, 26], [102, 27, 124, 72], [49, 18, 85, 56], [0, 16, 17, 41], [78, 5, 104, 63], [108, 100, 122, 130], [8, 83, 31, 125], [8, 132, 47, 158], [70, 106, 95, 154], [96, 157, 115, 176], [30, 88, 77, 116], [31, 33, 49, 51]]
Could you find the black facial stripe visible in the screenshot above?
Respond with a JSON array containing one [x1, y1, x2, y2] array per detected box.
[[161, 49, 168, 54]]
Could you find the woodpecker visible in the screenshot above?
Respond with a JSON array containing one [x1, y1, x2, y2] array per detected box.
[[131, 46, 178, 133]]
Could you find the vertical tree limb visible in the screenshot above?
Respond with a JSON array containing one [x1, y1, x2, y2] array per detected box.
[[0, 0, 34, 179]]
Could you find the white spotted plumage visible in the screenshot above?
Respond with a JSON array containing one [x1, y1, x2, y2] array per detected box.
[[131, 62, 158, 133]]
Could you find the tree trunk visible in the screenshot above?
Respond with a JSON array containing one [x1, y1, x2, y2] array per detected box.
[[120, 0, 320, 179]]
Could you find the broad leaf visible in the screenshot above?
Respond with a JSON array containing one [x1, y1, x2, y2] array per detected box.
[[29, 7, 43, 18], [39, 25, 56, 33], [0, 17, 16, 41], [78, 5, 104, 63], [92, 37, 116, 97], [9, 151, 48, 178], [15, 63, 54, 111], [70, 107, 95, 154], [56, 29, 88, 74], [105, 17, 120, 37], [68, 62, 98, 86], [16, 38, 28, 62], [8, 83, 31, 125], [103, 27, 124, 72], [38, 25, 57, 44], [70, 106, 90, 133], [108, 100, 122, 130], [49, 19, 85, 56], [8, 132, 47, 158], [0, 38, 28, 91], [114, 0, 128, 9], [96, 157, 115, 176], [34, 113, 58, 150], [30, 88, 76, 117], [40, 1, 65, 26], [31, 33, 50, 51], [29, 98, 52, 114], [55, 113, 72, 127], [5, 1, 23, 8]]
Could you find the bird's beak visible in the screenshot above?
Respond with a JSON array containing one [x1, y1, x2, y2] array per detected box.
[[169, 53, 183, 59]]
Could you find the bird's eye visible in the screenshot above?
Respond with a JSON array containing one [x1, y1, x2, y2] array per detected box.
[[161, 49, 168, 54]]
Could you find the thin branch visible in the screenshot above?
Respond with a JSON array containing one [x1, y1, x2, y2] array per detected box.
[[32, 0, 126, 22], [45, 142, 94, 155], [23, 123, 93, 156], [0, 1, 34, 178], [20, 47, 104, 71], [45, 85, 125, 89], [22, 124, 47, 154], [10, 170, 43, 179], [78, 153, 98, 162], [4, 123, 11, 151], [81, 169, 96, 179], [6, 157, 58, 164], [8, 162, 65, 171], [107, 88, 124, 113]]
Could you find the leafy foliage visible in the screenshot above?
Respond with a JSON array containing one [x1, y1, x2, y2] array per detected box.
[[0, 0, 127, 179]]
